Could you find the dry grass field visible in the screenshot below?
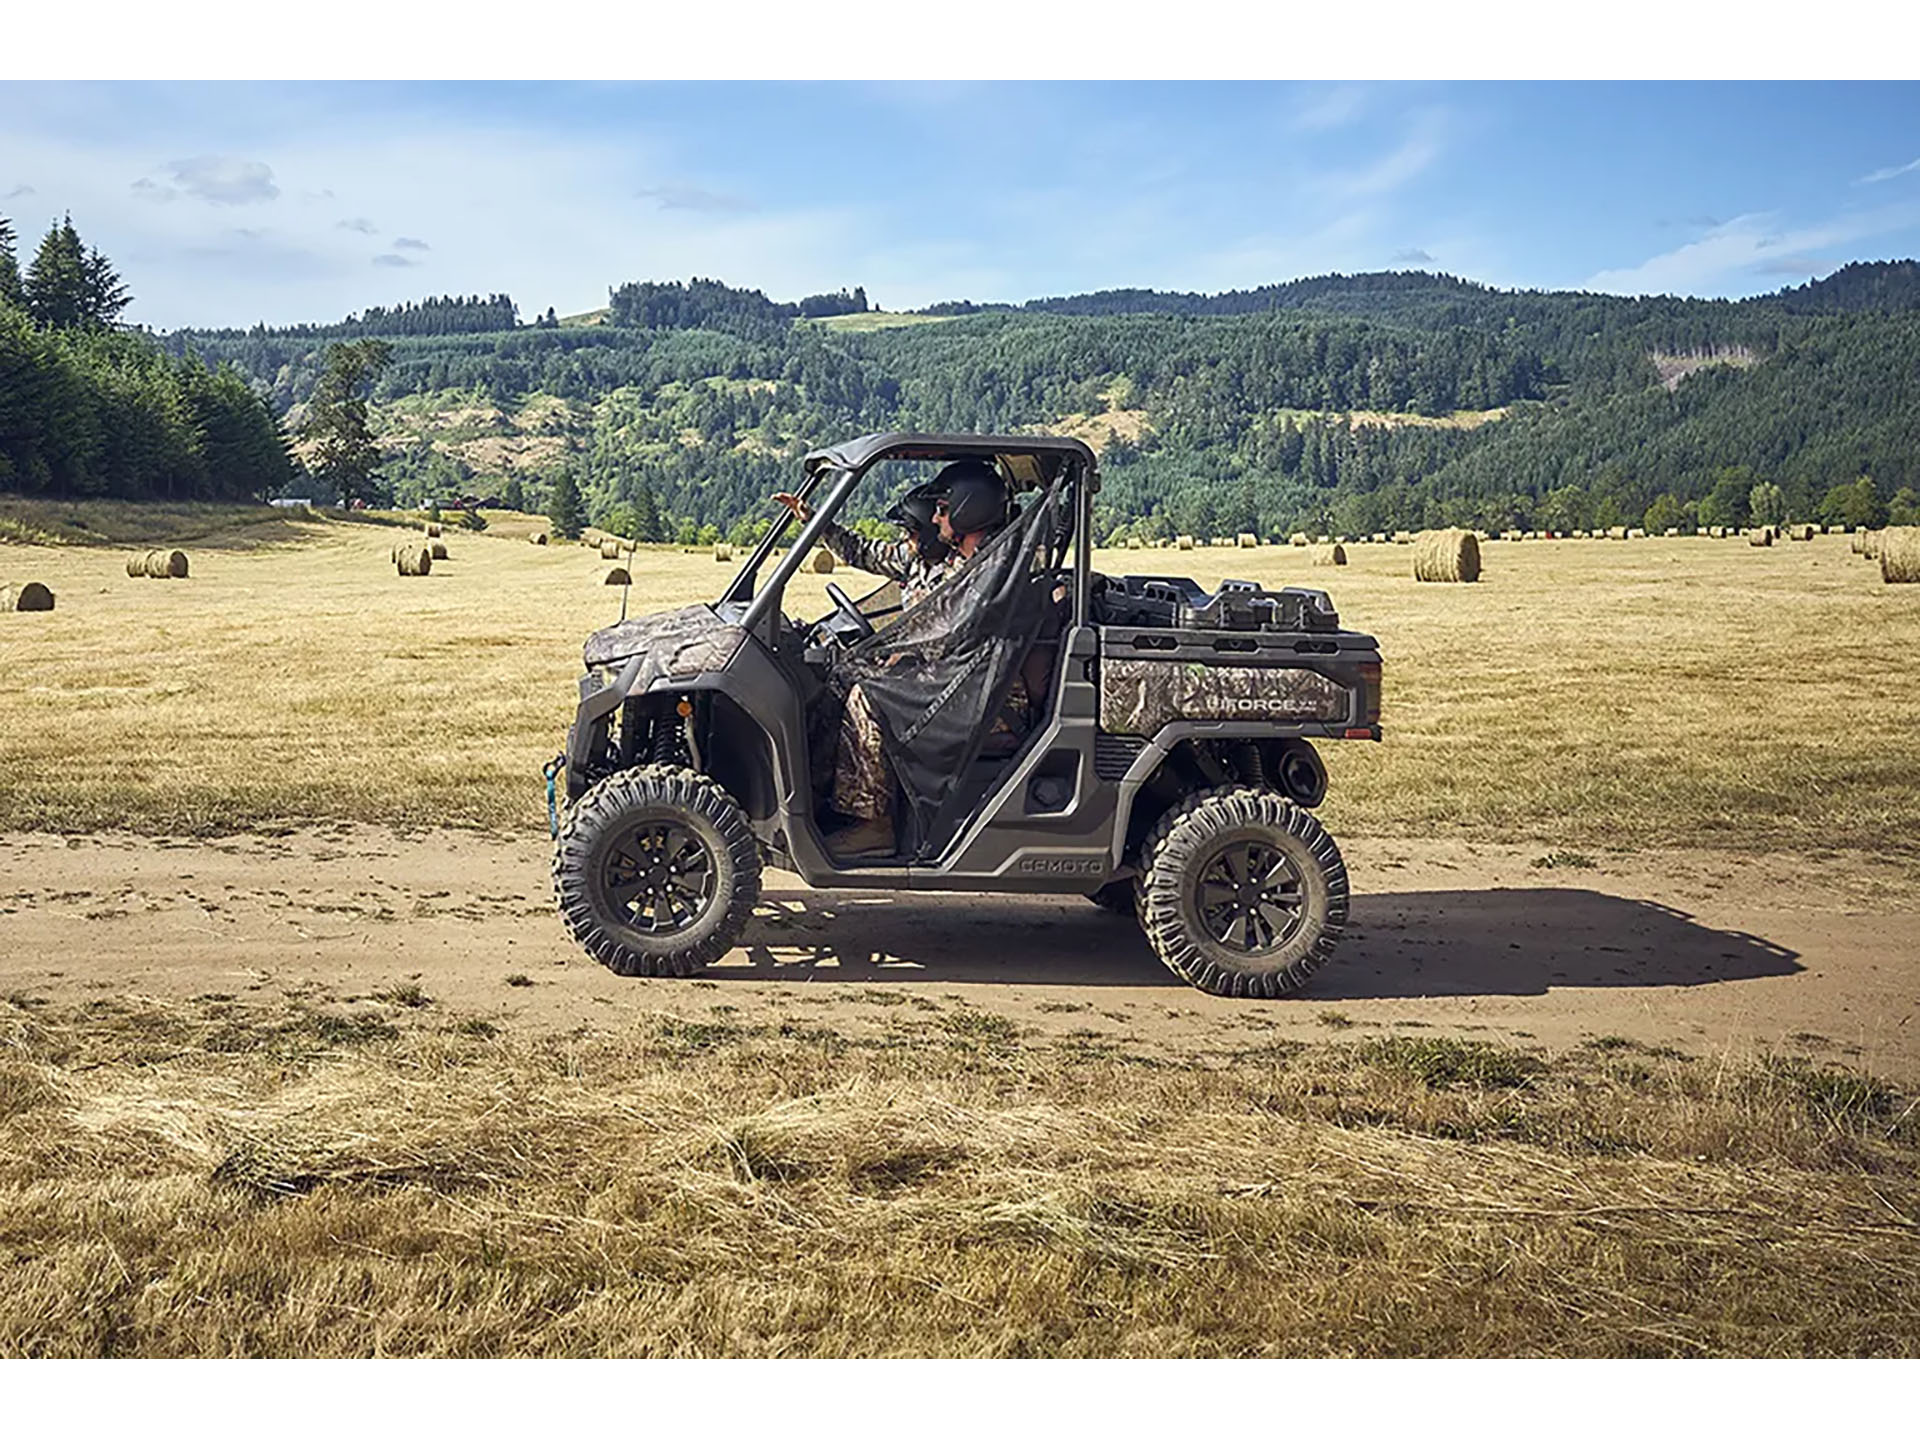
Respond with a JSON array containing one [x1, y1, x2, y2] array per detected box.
[[2, 506, 1916, 854], [3, 501, 1918, 1357], [3, 990, 1914, 1357]]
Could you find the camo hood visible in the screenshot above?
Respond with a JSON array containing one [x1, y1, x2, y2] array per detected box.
[[582, 604, 749, 679]]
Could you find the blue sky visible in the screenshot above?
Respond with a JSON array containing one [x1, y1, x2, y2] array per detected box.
[[2, 81, 1918, 331]]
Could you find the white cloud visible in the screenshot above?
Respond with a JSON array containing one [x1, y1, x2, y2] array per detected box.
[[393, 236, 429, 251], [1581, 208, 1920, 296], [372, 252, 418, 268], [1290, 84, 1368, 133], [1858, 157, 1920, 185], [635, 183, 753, 214], [1302, 108, 1448, 206], [336, 216, 378, 234], [159, 155, 280, 205]]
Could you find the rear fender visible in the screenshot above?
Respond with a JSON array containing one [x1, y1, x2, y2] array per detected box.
[[1111, 729, 1329, 867]]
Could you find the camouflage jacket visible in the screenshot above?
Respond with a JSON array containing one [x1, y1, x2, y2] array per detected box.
[[821, 523, 962, 610]]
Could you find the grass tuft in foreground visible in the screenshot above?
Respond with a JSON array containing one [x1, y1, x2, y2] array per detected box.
[[0, 992, 1914, 1357]]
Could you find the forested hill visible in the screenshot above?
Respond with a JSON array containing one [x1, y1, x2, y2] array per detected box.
[[10, 256, 1919, 542]]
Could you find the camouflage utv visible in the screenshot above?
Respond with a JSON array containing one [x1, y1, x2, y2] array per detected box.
[[550, 432, 1382, 997]]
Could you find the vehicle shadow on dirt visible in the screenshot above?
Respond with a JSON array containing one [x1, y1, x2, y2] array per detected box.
[[727, 886, 1802, 995]]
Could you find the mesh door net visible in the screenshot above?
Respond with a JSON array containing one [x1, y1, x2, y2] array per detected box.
[[828, 478, 1067, 861]]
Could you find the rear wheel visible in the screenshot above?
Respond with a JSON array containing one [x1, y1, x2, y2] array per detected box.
[[1138, 787, 1348, 997], [553, 765, 762, 977]]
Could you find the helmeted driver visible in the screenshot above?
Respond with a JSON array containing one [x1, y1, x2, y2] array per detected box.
[[772, 479, 955, 610], [789, 458, 1014, 859]]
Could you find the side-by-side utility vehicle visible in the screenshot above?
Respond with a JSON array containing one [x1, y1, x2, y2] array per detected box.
[[550, 432, 1382, 996]]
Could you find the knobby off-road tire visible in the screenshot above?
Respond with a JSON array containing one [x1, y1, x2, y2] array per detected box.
[[1138, 786, 1348, 998], [1085, 879, 1139, 918], [553, 764, 762, 977]]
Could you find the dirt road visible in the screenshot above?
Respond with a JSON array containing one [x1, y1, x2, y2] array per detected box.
[[2, 828, 1915, 1078]]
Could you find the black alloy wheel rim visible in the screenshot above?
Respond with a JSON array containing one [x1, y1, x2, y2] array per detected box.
[[600, 819, 717, 935], [1194, 839, 1305, 954]]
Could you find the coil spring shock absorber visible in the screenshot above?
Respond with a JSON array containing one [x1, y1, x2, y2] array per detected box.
[[1230, 741, 1266, 787], [648, 707, 691, 766]]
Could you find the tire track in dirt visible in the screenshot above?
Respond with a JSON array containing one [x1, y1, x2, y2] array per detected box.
[[2, 828, 1915, 1078]]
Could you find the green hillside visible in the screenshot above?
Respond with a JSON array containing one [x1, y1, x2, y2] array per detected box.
[[11, 260, 1920, 541]]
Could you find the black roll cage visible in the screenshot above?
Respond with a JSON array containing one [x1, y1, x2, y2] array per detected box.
[[722, 432, 1099, 648]]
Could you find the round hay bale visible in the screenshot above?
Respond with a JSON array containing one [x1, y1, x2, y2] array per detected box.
[[1748, 526, 1775, 547], [1289, 532, 1309, 547], [599, 538, 621, 560], [430, 540, 449, 560], [1371, 532, 1388, 544], [125, 554, 145, 577], [1878, 528, 1920, 584], [1392, 530, 1413, 544], [1663, 527, 1679, 537], [395, 542, 433, 576], [811, 548, 836, 574], [1412, 528, 1480, 583], [1607, 526, 1627, 540], [604, 566, 631, 586], [1501, 529, 1523, 542], [1237, 532, 1257, 548], [1627, 527, 1646, 539], [1309, 543, 1347, 567], [2, 581, 54, 612], [424, 522, 442, 538], [1176, 535, 1195, 550], [1790, 523, 1816, 542], [714, 543, 734, 563], [1126, 538, 1144, 550]]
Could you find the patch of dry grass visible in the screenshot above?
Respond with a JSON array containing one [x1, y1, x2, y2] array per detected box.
[[0, 991, 1913, 1356], [0, 498, 322, 550], [3, 511, 1918, 852]]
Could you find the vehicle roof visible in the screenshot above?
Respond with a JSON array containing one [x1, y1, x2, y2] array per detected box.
[[803, 431, 1097, 484]]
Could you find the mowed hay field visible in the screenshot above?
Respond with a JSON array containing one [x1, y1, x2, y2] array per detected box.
[[2, 513, 1918, 854], [5, 507, 1920, 1357]]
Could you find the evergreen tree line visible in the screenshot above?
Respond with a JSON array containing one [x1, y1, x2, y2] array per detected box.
[[26, 253, 1920, 535], [0, 213, 295, 500], [606, 278, 869, 338]]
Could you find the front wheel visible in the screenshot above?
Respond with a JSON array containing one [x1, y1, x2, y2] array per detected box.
[[1138, 787, 1348, 997], [553, 765, 762, 977]]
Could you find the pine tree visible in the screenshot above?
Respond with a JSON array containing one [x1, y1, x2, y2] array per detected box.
[[634, 480, 661, 542], [547, 469, 587, 539], [83, 247, 131, 327], [549, 474, 583, 541], [0, 214, 23, 311], [304, 339, 392, 506], [500, 476, 527, 513], [25, 216, 90, 330]]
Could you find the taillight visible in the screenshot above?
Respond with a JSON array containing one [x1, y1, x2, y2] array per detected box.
[[1357, 661, 1383, 725]]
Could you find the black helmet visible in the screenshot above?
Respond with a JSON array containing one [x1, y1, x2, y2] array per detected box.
[[886, 481, 951, 560], [935, 459, 1009, 535]]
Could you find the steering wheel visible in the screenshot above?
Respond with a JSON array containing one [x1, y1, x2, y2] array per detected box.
[[825, 581, 875, 640]]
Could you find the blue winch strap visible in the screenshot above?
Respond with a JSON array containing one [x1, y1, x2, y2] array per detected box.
[[543, 753, 566, 839]]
